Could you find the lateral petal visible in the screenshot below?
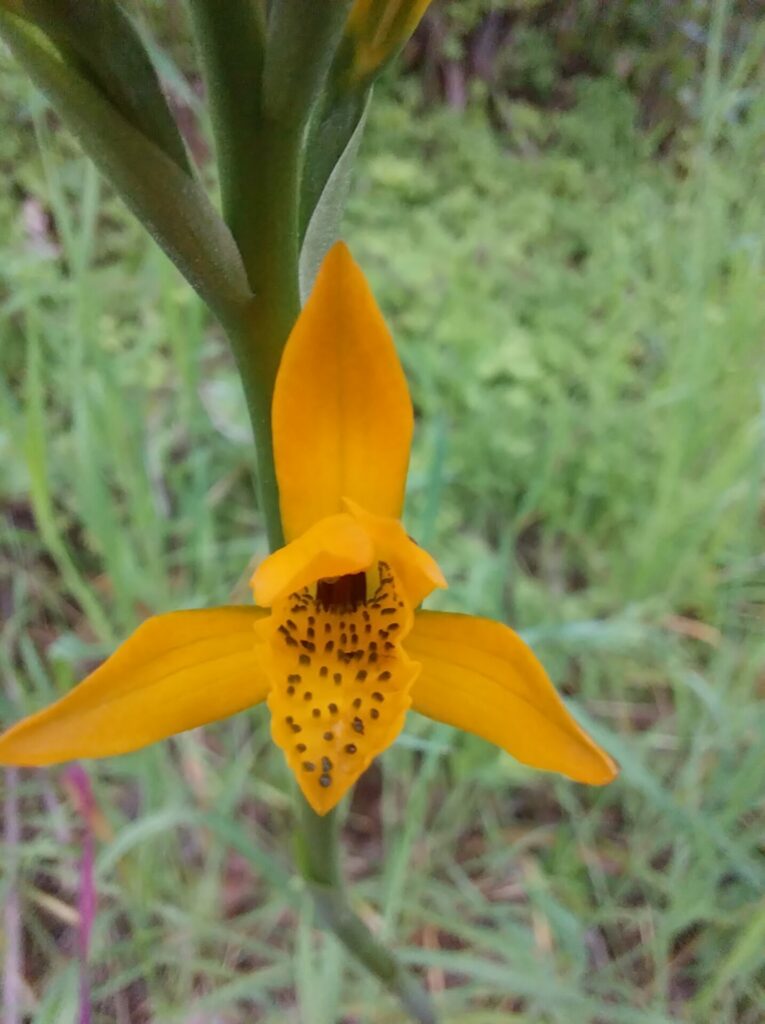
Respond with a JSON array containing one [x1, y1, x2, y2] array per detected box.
[[272, 242, 414, 540], [344, 498, 446, 607], [408, 612, 618, 784], [0, 607, 267, 766]]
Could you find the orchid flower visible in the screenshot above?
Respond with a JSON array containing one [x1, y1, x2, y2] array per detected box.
[[0, 243, 617, 813]]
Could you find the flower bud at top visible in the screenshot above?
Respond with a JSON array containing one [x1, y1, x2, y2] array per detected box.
[[344, 0, 431, 81]]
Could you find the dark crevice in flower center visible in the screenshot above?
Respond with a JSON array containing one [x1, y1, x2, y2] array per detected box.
[[316, 572, 367, 612]]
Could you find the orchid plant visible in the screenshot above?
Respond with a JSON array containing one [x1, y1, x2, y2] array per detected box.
[[0, 2, 617, 1021]]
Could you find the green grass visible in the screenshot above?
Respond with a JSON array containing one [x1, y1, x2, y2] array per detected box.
[[1, 21, 765, 1024]]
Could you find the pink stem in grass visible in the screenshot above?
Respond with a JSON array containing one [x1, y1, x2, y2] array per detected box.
[[64, 765, 97, 1024], [3, 768, 22, 1024]]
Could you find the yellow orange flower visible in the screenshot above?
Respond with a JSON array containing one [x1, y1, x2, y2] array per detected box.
[[345, 0, 432, 80], [0, 243, 617, 814]]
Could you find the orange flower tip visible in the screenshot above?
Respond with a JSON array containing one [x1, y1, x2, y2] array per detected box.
[[424, 559, 447, 591], [0, 734, 53, 769], [325, 239, 352, 270], [548, 736, 619, 786], [590, 752, 620, 785]]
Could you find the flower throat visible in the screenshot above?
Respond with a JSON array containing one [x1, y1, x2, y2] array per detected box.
[[316, 571, 367, 612]]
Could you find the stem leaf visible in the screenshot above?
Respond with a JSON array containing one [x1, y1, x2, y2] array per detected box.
[[9, 0, 191, 173], [299, 93, 370, 301], [0, 10, 252, 324]]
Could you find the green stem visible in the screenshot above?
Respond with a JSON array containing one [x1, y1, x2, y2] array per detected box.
[[186, 0, 265, 228], [223, 121, 303, 551], [296, 795, 438, 1024], [224, 301, 286, 552], [210, 9, 437, 1015]]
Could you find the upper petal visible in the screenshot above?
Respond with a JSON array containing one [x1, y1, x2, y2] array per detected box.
[[0, 607, 267, 766], [251, 512, 375, 608], [272, 241, 414, 540], [408, 611, 618, 785]]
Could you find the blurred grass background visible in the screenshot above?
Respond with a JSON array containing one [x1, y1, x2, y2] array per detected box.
[[1, 1, 764, 1021]]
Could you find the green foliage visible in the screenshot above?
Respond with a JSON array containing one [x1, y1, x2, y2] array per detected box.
[[415, 0, 764, 143], [349, 75, 765, 621], [1, 20, 764, 1024], [0, 10, 251, 325], [11, 0, 191, 173]]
